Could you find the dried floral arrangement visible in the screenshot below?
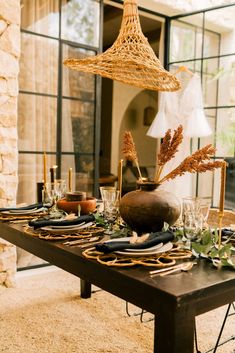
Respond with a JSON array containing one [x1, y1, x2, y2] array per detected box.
[[122, 125, 224, 184]]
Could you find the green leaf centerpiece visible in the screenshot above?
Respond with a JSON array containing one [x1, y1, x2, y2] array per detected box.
[[191, 228, 235, 270]]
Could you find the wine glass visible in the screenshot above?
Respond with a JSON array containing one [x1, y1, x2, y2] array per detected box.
[[45, 180, 66, 217], [199, 197, 211, 228], [102, 189, 120, 234], [99, 186, 116, 214], [182, 197, 203, 248]]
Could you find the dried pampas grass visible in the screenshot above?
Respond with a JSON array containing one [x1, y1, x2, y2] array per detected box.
[[122, 126, 224, 185]]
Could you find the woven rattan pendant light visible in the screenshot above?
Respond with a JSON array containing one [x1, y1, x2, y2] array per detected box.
[[64, 0, 181, 92]]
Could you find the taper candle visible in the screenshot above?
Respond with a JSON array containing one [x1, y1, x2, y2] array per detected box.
[[117, 159, 123, 197], [50, 165, 58, 183], [43, 152, 47, 185], [50, 168, 54, 183], [218, 161, 227, 248], [69, 167, 72, 192], [219, 161, 227, 214]]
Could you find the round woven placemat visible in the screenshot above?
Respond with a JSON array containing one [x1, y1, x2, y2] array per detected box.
[[82, 243, 192, 268]]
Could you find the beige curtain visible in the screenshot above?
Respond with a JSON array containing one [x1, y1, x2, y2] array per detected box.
[[18, 0, 75, 204], [150, 24, 193, 200]]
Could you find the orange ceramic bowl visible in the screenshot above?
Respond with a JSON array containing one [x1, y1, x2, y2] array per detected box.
[[57, 197, 96, 215]]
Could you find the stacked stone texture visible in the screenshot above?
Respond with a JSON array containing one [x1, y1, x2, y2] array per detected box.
[[0, 0, 20, 287]]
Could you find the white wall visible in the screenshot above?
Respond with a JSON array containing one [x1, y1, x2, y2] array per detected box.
[[111, 81, 141, 174]]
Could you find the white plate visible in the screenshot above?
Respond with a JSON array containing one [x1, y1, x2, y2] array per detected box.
[[105, 237, 164, 253], [41, 221, 94, 234], [115, 242, 173, 257], [48, 222, 86, 229], [1, 207, 45, 216], [124, 242, 164, 253]]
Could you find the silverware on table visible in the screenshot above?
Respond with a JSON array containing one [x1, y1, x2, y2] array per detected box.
[[63, 236, 100, 246], [79, 239, 105, 249], [10, 219, 29, 224], [149, 261, 195, 277]]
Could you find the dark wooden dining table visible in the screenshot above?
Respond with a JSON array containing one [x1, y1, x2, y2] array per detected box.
[[1, 221, 235, 353]]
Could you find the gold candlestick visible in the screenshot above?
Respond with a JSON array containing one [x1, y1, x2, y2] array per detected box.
[[218, 161, 227, 248], [68, 168, 72, 192], [117, 159, 123, 199], [43, 152, 47, 186]]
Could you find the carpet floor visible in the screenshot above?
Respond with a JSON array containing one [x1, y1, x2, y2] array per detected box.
[[0, 268, 234, 353]]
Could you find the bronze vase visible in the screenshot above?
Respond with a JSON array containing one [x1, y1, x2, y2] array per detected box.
[[119, 181, 181, 234]]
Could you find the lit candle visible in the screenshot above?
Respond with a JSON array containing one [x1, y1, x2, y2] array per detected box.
[[50, 165, 58, 183], [43, 152, 47, 186], [69, 168, 72, 192], [117, 159, 123, 198]]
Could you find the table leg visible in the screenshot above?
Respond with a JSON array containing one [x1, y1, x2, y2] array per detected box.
[[154, 306, 195, 353], [80, 279, 92, 298]]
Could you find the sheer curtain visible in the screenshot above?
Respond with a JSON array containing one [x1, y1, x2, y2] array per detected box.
[[18, 0, 75, 205], [147, 26, 212, 199], [17, 0, 75, 267]]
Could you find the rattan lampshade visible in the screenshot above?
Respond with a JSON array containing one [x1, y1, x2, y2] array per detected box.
[[64, 0, 181, 92]]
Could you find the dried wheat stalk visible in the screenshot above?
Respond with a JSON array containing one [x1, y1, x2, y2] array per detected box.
[[158, 144, 223, 184], [122, 131, 143, 180], [155, 125, 183, 183]]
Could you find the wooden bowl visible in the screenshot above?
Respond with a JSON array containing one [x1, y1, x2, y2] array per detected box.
[[57, 197, 96, 215], [65, 191, 86, 201]]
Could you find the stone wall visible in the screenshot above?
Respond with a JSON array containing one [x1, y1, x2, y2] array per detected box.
[[0, 0, 20, 288]]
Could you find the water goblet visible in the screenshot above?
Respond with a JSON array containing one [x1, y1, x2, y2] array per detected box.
[[45, 180, 66, 217], [42, 183, 53, 206], [182, 197, 203, 248], [102, 189, 120, 234], [54, 179, 67, 200], [183, 211, 203, 246], [198, 197, 211, 228], [99, 186, 116, 213]]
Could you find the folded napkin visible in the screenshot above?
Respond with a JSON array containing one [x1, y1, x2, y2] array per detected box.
[[29, 214, 95, 230], [221, 228, 234, 237], [0, 203, 45, 212], [96, 231, 174, 253]]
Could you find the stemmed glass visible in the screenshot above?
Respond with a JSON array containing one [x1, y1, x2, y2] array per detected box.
[[44, 179, 66, 217], [99, 186, 116, 207], [100, 188, 120, 234], [199, 197, 211, 227], [182, 197, 203, 248]]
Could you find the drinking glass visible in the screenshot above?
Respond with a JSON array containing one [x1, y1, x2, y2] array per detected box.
[[99, 186, 116, 213], [199, 197, 211, 227], [100, 186, 116, 200], [101, 189, 120, 234], [54, 179, 67, 200], [44, 179, 67, 217], [182, 197, 203, 247]]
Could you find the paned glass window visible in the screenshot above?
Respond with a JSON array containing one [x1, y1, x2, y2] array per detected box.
[[169, 5, 235, 210], [19, 0, 101, 206]]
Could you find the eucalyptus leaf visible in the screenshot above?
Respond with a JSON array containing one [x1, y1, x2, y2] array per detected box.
[[220, 258, 235, 269], [213, 228, 219, 244], [201, 230, 213, 245], [93, 212, 106, 226], [210, 247, 219, 259], [192, 242, 212, 255], [191, 228, 235, 271], [218, 244, 232, 259]]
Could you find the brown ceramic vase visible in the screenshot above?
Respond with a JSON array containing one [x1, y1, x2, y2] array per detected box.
[[119, 181, 181, 234]]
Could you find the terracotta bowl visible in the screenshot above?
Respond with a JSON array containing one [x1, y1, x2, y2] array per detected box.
[[57, 197, 96, 215]]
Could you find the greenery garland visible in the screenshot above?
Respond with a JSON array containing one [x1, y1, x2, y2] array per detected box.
[[175, 227, 235, 270]]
